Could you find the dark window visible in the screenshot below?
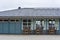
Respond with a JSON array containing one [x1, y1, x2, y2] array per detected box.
[[28, 20, 31, 22], [4, 20, 8, 21], [10, 20, 15, 21], [0, 20, 3, 21], [23, 20, 27, 22], [16, 20, 19, 21], [49, 19, 55, 21]]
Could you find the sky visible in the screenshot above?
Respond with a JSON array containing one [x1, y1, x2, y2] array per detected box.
[[0, 0, 60, 11]]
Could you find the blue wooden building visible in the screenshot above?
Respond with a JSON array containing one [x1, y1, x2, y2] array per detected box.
[[0, 7, 60, 35]]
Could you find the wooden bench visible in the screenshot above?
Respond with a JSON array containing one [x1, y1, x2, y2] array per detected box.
[[35, 27, 43, 34], [23, 27, 31, 34], [48, 27, 56, 35]]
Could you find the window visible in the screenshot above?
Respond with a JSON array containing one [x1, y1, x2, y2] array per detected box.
[[4, 20, 8, 21], [48, 19, 60, 30], [10, 19, 19, 22], [23, 20, 27, 22], [36, 20, 44, 27], [0, 19, 9, 22], [55, 19, 59, 30], [34, 19, 46, 30], [48, 19, 55, 27], [36, 21, 41, 27], [11, 20, 14, 21], [28, 20, 31, 22], [22, 19, 31, 30], [35, 20, 45, 30], [16, 20, 19, 21]]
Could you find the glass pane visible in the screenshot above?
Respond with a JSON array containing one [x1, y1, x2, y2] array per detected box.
[[23, 20, 27, 22], [10, 20, 15, 21], [53, 21, 55, 24], [4, 20, 8, 21], [55, 19, 59, 30], [36, 21, 41, 25], [23, 23, 27, 25], [28, 20, 31, 22], [16, 20, 19, 22], [49, 21, 52, 24], [42, 21, 45, 30], [49, 21, 55, 27], [36, 21, 41, 29]]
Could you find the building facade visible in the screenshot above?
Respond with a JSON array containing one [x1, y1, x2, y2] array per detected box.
[[0, 8, 60, 35]]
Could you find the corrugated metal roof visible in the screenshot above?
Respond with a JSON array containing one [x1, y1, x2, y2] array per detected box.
[[0, 8, 60, 17]]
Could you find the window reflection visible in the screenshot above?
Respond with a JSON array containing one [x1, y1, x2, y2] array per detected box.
[[36, 20, 44, 27], [49, 20, 55, 27], [36, 21, 41, 27], [48, 19, 56, 31]]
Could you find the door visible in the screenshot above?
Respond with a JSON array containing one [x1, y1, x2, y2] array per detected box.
[[9, 19, 16, 33], [15, 20, 22, 34], [2, 20, 9, 33]]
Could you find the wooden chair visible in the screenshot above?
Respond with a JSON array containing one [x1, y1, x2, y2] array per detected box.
[[23, 27, 31, 34], [48, 27, 56, 34], [35, 27, 43, 34]]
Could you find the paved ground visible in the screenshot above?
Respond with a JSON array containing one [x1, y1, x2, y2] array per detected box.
[[0, 35, 60, 40]]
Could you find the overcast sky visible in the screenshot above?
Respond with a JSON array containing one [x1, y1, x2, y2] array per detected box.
[[0, 0, 60, 11]]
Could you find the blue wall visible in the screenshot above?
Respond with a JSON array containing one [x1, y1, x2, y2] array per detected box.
[[3, 22, 9, 33], [0, 19, 22, 34], [0, 21, 9, 33]]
